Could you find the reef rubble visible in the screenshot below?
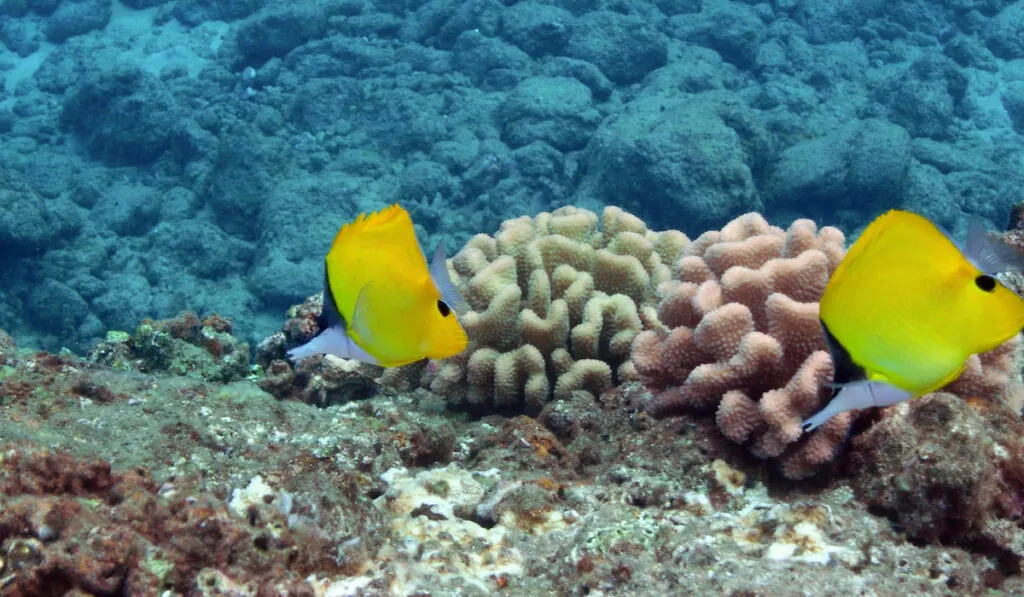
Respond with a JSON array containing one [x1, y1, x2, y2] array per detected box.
[[0, 338, 1021, 594]]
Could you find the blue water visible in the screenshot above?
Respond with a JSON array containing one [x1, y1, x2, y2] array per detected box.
[[0, 0, 1022, 354]]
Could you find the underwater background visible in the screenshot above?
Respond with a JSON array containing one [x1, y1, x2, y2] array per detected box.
[[4, 0, 1023, 354], [2, 0, 1024, 595]]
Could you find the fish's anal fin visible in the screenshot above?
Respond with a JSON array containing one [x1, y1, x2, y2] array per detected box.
[[428, 240, 468, 315], [802, 381, 912, 432], [286, 325, 379, 365], [964, 215, 1024, 275]]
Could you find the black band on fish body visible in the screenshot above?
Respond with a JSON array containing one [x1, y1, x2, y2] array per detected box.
[[820, 319, 867, 388], [319, 262, 348, 331]]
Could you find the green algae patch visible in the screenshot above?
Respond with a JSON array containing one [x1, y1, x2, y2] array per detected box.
[[216, 381, 273, 405], [105, 330, 131, 344], [141, 548, 175, 586]]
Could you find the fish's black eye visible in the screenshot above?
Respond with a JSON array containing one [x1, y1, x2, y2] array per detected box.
[[437, 300, 452, 317], [975, 274, 997, 293]]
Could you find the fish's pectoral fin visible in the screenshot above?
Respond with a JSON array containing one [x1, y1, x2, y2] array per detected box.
[[428, 240, 468, 315], [351, 279, 420, 345], [802, 381, 912, 432], [964, 215, 1024, 275], [352, 280, 411, 342], [350, 283, 377, 346], [286, 325, 379, 365]]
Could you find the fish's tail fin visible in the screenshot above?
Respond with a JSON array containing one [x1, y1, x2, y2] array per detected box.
[[964, 215, 1024, 275]]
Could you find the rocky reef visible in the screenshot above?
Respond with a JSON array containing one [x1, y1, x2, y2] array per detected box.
[[4, 0, 1024, 359], [2, 208, 1016, 595]]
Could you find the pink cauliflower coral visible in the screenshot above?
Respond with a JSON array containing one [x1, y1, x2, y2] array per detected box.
[[631, 213, 849, 478]]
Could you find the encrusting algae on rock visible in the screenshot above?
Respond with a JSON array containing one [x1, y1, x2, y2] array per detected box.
[[88, 311, 251, 383]]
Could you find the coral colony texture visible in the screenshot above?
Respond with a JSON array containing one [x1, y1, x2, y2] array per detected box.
[[7, 0, 1024, 595]]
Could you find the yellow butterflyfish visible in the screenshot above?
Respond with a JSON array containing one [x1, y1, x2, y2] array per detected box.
[[803, 209, 1024, 431], [287, 204, 468, 367]]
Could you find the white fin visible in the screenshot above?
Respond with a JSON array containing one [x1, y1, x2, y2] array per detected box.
[[286, 325, 379, 365], [428, 241, 468, 315], [963, 215, 1024, 275], [802, 381, 912, 432]]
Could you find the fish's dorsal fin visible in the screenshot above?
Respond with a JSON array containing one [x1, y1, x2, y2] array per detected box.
[[428, 240, 468, 315], [329, 204, 407, 252], [963, 215, 1024, 275]]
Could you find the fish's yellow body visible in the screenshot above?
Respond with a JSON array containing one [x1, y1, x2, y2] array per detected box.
[[821, 210, 1024, 394], [287, 204, 468, 367], [803, 209, 1024, 431]]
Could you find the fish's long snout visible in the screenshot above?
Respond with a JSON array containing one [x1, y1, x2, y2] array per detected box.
[[429, 240, 468, 314], [964, 216, 1024, 275]]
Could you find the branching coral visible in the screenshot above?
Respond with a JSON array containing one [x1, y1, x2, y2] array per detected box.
[[630, 213, 849, 478], [419, 206, 687, 413]]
